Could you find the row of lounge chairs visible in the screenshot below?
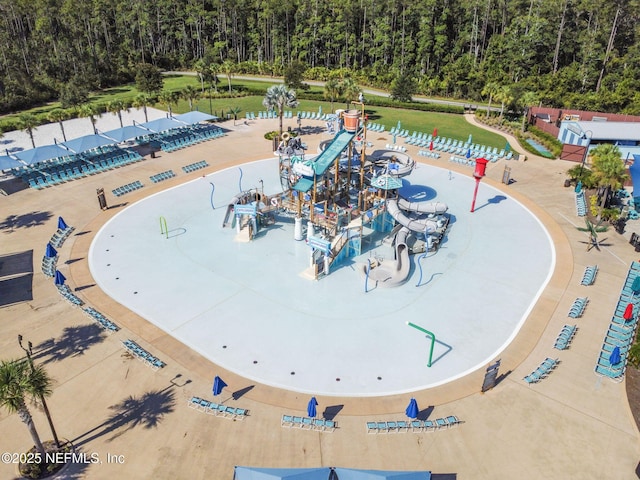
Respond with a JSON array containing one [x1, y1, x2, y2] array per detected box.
[[123, 339, 166, 371], [150, 170, 176, 183], [42, 255, 57, 277], [50, 225, 75, 249], [449, 155, 476, 167], [366, 123, 386, 132], [366, 416, 461, 433], [568, 297, 589, 318], [581, 265, 598, 286], [56, 284, 84, 307], [575, 191, 587, 217], [188, 396, 248, 420], [113, 180, 143, 197], [83, 307, 119, 332], [595, 262, 640, 382], [384, 144, 407, 152], [554, 325, 577, 350], [182, 160, 209, 173], [159, 126, 224, 153], [281, 415, 336, 432], [523, 358, 559, 384], [417, 150, 441, 159]]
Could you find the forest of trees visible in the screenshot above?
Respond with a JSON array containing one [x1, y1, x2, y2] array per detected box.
[[0, 0, 639, 115]]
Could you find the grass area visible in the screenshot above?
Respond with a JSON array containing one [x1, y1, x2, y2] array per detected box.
[[2, 74, 510, 150]]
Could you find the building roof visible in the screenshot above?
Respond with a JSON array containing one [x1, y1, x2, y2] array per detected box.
[[565, 121, 640, 141]]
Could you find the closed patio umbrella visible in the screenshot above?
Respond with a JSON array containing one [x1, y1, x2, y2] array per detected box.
[[57, 216, 69, 230], [212, 376, 227, 396], [405, 398, 419, 419], [624, 303, 634, 321], [632, 276, 640, 294], [54, 270, 66, 286], [307, 397, 318, 418], [609, 346, 621, 366], [45, 243, 58, 258]]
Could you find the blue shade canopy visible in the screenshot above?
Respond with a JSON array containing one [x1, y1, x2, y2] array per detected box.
[[54, 270, 66, 286], [212, 375, 227, 396], [405, 398, 419, 419], [333, 468, 431, 480], [14, 144, 70, 165], [45, 243, 58, 258], [173, 111, 217, 124], [101, 125, 151, 143], [631, 276, 640, 294], [58, 217, 69, 230], [234, 467, 333, 480], [630, 155, 640, 196], [307, 397, 318, 418], [140, 117, 184, 133], [609, 346, 621, 366], [0, 155, 23, 170], [61, 134, 115, 153]]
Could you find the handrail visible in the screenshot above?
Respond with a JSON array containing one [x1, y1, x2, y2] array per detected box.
[[365, 258, 372, 293], [238, 167, 243, 192], [406, 321, 436, 367], [159, 216, 168, 239], [209, 182, 216, 210]]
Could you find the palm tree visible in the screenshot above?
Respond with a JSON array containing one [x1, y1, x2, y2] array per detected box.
[[132, 93, 153, 123], [0, 359, 54, 457], [340, 78, 361, 109], [106, 99, 128, 128], [519, 91, 539, 132], [193, 59, 207, 93], [207, 63, 220, 94], [324, 79, 342, 113], [228, 106, 242, 125], [495, 85, 514, 120], [262, 85, 299, 137], [158, 91, 179, 116], [481, 82, 500, 118], [47, 109, 69, 142], [18, 114, 38, 148], [77, 103, 100, 134], [182, 85, 200, 111], [590, 144, 628, 212], [221, 60, 235, 93]]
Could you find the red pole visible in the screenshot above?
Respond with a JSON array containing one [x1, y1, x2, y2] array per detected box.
[[470, 177, 481, 212]]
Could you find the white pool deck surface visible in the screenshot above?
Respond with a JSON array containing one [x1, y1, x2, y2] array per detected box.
[[2, 114, 640, 479], [89, 159, 554, 396]]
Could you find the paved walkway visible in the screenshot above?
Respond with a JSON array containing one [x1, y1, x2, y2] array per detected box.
[[1, 114, 639, 479]]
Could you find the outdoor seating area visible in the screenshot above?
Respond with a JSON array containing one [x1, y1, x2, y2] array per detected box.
[[385, 144, 407, 152], [18, 146, 143, 189], [187, 396, 249, 420], [568, 297, 589, 318], [523, 357, 559, 384], [56, 284, 85, 307], [182, 160, 209, 173], [575, 190, 587, 216], [417, 150, 441, 159], [156, 125, 224, 153], [554, 325, 577, 350], [83, 307, 119, 332], [367, 416, 461, 433], [50, 224, 75, 249], [581, 265, 598, 286], [281, 415, 336, 431], [42, 253, 57, 277], [449, 155, 476, 167], [150, 170, 176, 183], [112, 180, 144, 197], [366, 122, 386, 132], [594, 261, 640, 382], [122, 339, 166, 371], [401, 132, 512, 162]]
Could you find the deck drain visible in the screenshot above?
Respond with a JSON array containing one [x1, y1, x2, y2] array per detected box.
[[222, 345, 227, 349], [377, 376, 382, 380], [253, 360, 258, 364], [133, 291, 138, 294], [336, 378, 341, 382], [290, 371, 295, 375]]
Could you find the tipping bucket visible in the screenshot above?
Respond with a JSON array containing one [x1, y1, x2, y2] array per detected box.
[[343, 110, 361, 132]]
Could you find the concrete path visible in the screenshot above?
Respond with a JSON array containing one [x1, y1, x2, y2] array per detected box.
[[0, 114, 639, 479]]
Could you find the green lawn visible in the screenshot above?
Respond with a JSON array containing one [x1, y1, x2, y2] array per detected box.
[[2, 74, 511, 150]]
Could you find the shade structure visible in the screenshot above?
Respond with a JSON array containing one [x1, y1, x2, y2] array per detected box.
[[609, 346, 622, 366], [140, 117, 184, 133], [405, 398, 419, 419], [101, 125, 151, 143], [45, 243, 58, 258], [333, 468, 431, 479], [54, 270, 66, 286], [212, 375, 227, 396], [624, 303, 634, 321], [234, 466, 332, 480], [14, 144, 71, 165], [632, 276, 640, 295], [61, 133, 116, 153], [630, 154, 640, 198], [0, 154, 23, 171], [307, 397, 318, 418], [58, 216, 69, 230], [173, 111, 218, 125], [371, 174, 403, 190]]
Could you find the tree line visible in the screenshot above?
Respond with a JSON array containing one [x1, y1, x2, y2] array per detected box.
[[0, 0, 639, 115]]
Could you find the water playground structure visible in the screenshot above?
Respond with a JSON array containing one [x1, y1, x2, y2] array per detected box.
[[222, 104, 451, 285]]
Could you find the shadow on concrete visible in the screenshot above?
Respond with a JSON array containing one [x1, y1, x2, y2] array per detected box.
[[323, 405, 343, 421], [71, 387, 176, 447], [0, 274, 33, 307], [0, 211, 53, 232], [232, 385, 254, 400], [33, 323, 107, 364]]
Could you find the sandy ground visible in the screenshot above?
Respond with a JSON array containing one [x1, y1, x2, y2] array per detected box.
[[0, 113, 639, 479]]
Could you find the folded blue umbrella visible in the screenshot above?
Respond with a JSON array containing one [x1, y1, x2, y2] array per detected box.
[[54, 270, 66, 286], [58, 216, 69, 230], [45, 243, 58, 258], [212, 375, 227, 396], [307, 397, 318, 418], [609, 346, 621, 366], [405, 398, 419, 419]]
